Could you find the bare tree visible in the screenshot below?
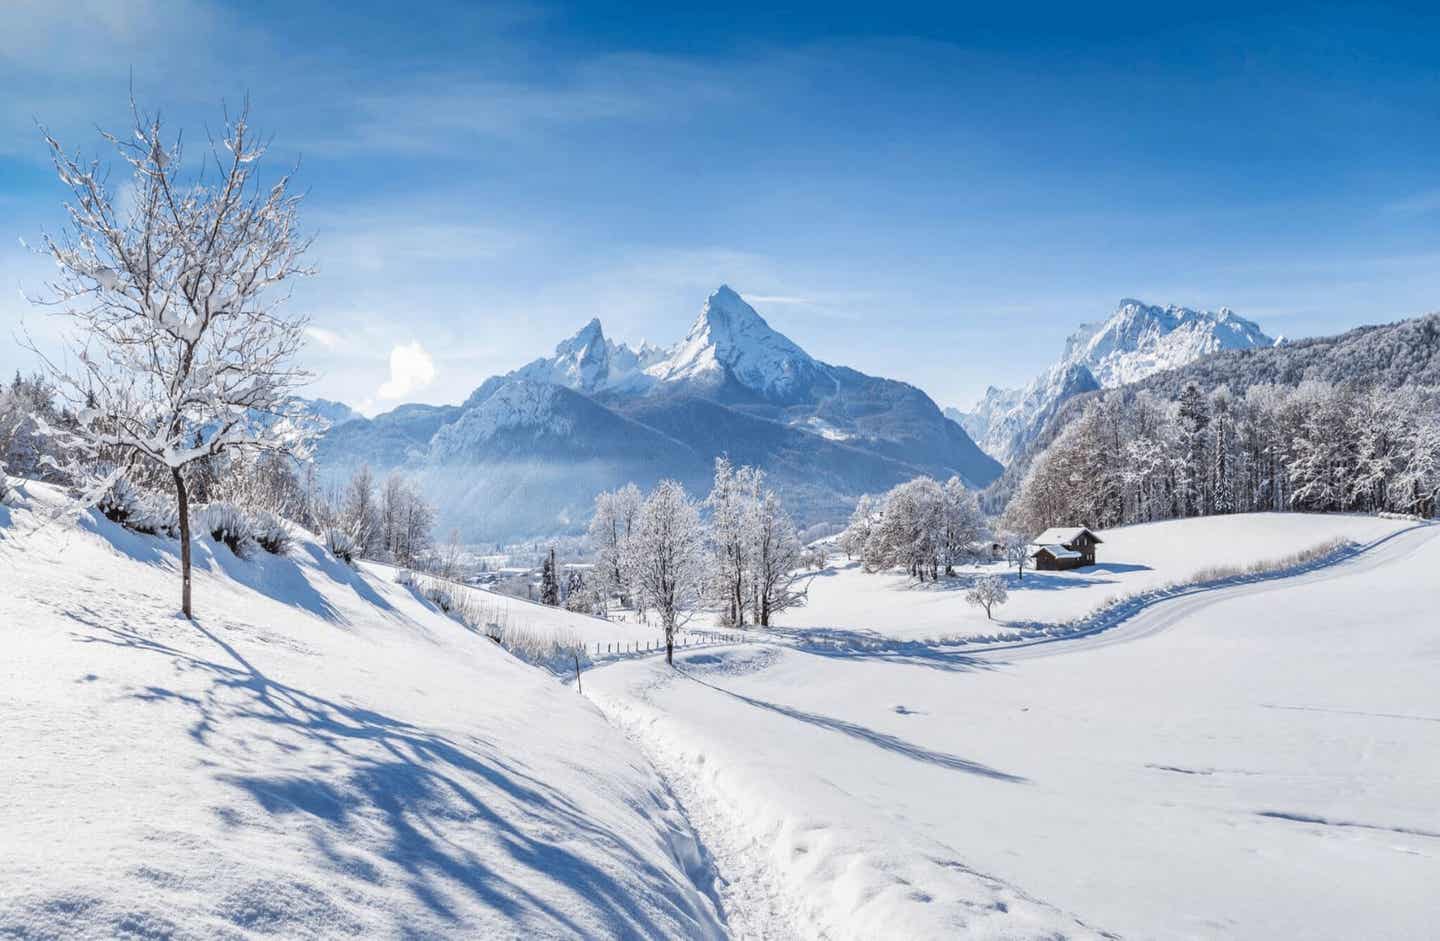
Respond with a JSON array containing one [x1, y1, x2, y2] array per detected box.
[[628, 480, 705, 664], [1000, 531, 1032, 580], [965, 574, 1009, 620], [29, 96, 314, 618]]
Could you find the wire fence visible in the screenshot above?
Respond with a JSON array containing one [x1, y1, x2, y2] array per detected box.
[[591, 631, 743, 660]]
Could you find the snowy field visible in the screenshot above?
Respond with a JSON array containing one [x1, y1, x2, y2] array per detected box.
[[0, 481, 725, 939], [590, 519, 1440, 939], [788, 513, 1415, 642], [4, 480, 1435, 940]]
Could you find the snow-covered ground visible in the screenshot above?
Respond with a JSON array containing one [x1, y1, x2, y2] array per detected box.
[[6, 482, 1435, 939], [0, 481, 725, 939], [790, 513, 1414, 642], [589, 517, 1440, 939]]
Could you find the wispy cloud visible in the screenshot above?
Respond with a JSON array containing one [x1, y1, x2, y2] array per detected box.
[[304, 326, 344, 349]]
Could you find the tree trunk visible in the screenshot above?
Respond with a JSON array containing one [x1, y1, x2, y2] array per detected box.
[[665, 623, 674, 665], [173, 466, 192, 619]]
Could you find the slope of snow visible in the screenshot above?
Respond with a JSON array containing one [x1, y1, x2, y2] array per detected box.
[[428, 379, 571, 454], [589, 519, 1440, 939], [960, 298, 1274, 464], [0, 481, 725, 939], [789, 513, 1413, 643]]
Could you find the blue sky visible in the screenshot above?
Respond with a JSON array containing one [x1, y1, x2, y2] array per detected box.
[[4, 1, 1440, 414]]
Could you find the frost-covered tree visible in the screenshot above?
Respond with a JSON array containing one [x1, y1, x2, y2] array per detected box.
[[1005, 379, 1440, 527], [999, 531, 1032, 580], [377, 473, 434, 567], [748, 490, 804, 626], [965, 574, 1008, 620], [838, 493, 879, 561], [939, 476, 987, 576], [28, 97, 313, 618], [629, 480, 705, 664], [588, 483, 643, 611], [706, 456, 762, 626], [342, 464, 380, 555]]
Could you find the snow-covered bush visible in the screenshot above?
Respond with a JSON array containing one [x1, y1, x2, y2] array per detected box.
[[96, 474, 180, 538], [0, 459, 8, 503], [202, 502, 257, 559], [326, 527, 357, 565], [250, 510, 293, 556]]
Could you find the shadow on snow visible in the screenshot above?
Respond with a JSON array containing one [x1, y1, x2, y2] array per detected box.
[[61, 607, 719, 939]]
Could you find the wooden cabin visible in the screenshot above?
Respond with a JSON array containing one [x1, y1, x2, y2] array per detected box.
[[1028, 527, 1103, 571]]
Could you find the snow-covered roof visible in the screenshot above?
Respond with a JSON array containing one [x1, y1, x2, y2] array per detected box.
[[1030, 543, 1082, 560], [1032, 527, 1102, 546]]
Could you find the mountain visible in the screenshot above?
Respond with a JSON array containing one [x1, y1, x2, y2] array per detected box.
[[981, 310, 1440, 517], [957, 299, 1274, 464], [509, 317, 665, 393], [315, 286, 1001, 541]]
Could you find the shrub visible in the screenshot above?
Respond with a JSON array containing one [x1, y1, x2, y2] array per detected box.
[[201, 501, 257, 559], [326, 526, 357, 565], [0, 459, 8, 502], [96, 474, 180, 538], [250, 510, 293, 556]]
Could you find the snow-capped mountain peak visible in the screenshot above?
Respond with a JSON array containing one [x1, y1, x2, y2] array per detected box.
[[510, 317, 663, 393], [956, 298, 1273, 465], [644, 285, 826, 400], [1073, 299, 1272, 387]]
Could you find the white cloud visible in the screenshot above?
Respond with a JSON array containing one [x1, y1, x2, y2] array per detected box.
[[377, 341, 437, 399]]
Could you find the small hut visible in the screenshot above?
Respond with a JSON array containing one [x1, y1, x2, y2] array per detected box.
[[1028, 527, 1103, 571]]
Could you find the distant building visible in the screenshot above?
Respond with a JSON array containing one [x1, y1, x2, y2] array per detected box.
[[1028, 527, 1103, 571]]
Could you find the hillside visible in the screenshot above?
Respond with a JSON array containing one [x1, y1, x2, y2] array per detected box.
[[0, 481, 725, 939]]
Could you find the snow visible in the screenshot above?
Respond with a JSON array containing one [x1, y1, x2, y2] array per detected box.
[[1030, 526, 1097, 545], [790, 512, 1413, 643], [644, 285, 827, 399], [4, 479, 1436, 938], [0, 481, 724, 939], [589, 516, 1440, 939]]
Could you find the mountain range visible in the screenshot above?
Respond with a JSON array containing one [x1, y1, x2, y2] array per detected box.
[[316, 286, 1001, 541], [950, 299, 1276, 465]]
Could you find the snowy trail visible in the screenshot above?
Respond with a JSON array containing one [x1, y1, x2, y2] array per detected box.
[[585, 650, 1112, 940]]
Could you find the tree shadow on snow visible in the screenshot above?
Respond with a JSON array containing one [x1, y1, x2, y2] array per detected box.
[[63, 609, 721, 939], [759, 625, 1003, 673], [678, 669, 1027, 783]]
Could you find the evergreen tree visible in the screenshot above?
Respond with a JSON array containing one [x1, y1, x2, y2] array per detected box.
[[540, 547, 560, 606]]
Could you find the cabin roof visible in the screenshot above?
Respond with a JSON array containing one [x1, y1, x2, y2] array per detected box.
[[1032, 526, 1103, 546], [1029, 543, 1082, 560]]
